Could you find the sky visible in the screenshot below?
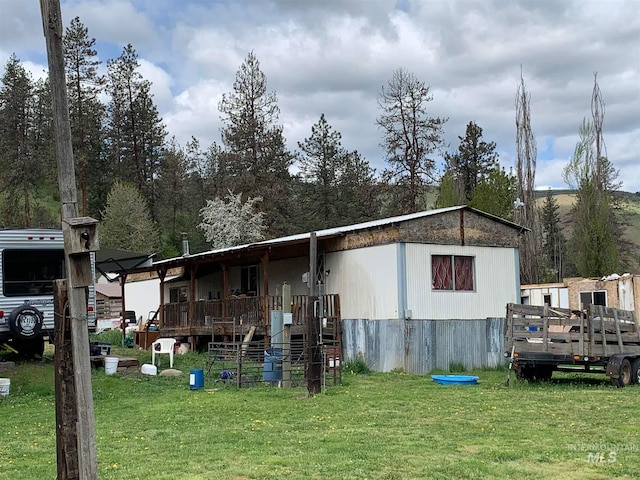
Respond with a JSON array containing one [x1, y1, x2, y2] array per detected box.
[[1, 0, 639, 193]]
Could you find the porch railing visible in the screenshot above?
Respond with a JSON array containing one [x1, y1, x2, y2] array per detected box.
[[160, 294, 340, 331]]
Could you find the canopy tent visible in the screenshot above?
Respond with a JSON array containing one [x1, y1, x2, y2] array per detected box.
[[94, 247, 155, 278], [93, 247, 156, 338]]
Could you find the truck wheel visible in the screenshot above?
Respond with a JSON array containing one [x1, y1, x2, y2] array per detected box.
[[632, 358, 640, 385], [8, 305, 44, 340], [612, 359, 632, 388]]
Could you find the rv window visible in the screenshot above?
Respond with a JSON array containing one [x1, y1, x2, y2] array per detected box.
[[2, 249, 65, 296]]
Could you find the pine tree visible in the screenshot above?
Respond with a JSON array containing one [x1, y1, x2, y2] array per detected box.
[[297, 113, 344, 229], [64, 16, 105, 216], [0, 55, 40, 226], [376, 68, 447, 214], [218, 52, 294, 237], [106, 44, 166, 217], [444, 121, 498, 203], [539, 189, 566, 281]]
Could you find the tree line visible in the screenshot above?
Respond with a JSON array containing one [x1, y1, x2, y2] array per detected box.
[[0, 17, 631, 281]]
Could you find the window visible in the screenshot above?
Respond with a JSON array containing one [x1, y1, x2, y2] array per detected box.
[[579, 291, 606, 310], [2, 249, 65, 296], [543, 294, 552, 306], [241, 265, 259, 295], [431, 255, 474, 291], [169, 286, 187, 303]]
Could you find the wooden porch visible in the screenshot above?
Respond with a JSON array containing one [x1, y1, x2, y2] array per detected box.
[[159, 294, 341, 343]]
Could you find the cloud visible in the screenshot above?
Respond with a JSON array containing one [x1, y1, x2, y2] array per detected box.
[[1, 0, 638, 193]]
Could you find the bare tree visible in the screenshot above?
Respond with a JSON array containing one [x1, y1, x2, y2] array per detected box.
[[514, 71, 543, 284], [376, 68, 447, 214]]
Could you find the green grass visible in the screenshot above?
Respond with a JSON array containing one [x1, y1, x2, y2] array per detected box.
[[1, 345, 639, 480]]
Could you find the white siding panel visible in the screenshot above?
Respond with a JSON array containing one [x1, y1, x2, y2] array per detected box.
[[326, 244, 398, 320], [268, 257, 311, 296], [406, 244, 517, 319]]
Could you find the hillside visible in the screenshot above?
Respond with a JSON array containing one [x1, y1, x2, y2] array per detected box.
[[536, 190, 640, 273]]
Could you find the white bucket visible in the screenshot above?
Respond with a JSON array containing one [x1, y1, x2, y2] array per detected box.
[[104, 357, 119, 375], [0, 378, 10, 397]]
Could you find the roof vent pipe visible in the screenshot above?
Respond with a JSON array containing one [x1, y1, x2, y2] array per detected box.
[[182, 233, 190, 256]]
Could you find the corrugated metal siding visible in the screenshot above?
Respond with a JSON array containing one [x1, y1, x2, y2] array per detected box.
[[326, 244, 398, 320], [405, 244, 517, 319], [344, 318, 505, 374]]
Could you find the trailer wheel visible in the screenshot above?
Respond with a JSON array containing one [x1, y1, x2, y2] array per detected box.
[[12, 337, 45, 359], [612, 359, 632, 388], [8, 305, 44, 340], [515, 366, 535, 381], [535, 366, 553, 382], [632, 358, 640, 385]]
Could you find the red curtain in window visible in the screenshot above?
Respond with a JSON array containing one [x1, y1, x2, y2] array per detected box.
[[454, 256, 474, 291], [432, 255, 452, 290]]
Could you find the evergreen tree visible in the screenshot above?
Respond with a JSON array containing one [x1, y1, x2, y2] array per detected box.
[[100, 181, 159, 252], [539, 189, 566, 281], [338, 150, 379, 225], [106, 44, 166, 217], [444, 121, 498, 203], [376, 68, 447, 214], [297, 113, 345, 229], [218, 52, 295, 237], [64, 16, 105, 216], [434, 171, 459, 209], [0, 55, 41, 226], [468, 166, 517, 220]]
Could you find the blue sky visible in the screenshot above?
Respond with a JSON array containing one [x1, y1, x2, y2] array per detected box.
[[1, 0, 639, 193]]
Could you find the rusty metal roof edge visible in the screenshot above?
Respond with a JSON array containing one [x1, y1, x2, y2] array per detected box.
[[151, 205, 526, 268]]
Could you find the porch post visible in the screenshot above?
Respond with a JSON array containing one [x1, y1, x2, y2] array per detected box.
[[261, 251, 270, 351], [157, 268, 166, 328], [188, 264, 197, 349]]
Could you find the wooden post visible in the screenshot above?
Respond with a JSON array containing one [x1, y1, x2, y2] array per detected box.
[[54, 280, 78, 480], [307, 233, 322, 395], [40, 1, 98, 478], [282, 283, 291, 388], [120, 273, 128, 346]]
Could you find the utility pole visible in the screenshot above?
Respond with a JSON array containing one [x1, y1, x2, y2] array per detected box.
[[40, 1, 99, 479], [306, 233, 322, 395]]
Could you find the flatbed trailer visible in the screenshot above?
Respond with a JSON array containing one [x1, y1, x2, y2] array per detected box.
[[504, 303, 640, 387]]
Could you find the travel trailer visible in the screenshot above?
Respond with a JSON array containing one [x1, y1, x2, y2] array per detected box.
[[0, 229, 96, 357]]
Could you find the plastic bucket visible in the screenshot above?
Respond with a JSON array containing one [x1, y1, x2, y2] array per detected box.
[[190, 369, 204, 390], [104, 357, 119, 375], [0, 378, 10, 397], [262, 348, 283, 385]]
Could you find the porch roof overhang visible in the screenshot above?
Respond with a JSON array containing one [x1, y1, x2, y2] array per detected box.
[[132, 205, 528, 273]]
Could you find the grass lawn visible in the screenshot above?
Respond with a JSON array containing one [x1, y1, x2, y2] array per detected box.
[[0, 343, 638, 480]]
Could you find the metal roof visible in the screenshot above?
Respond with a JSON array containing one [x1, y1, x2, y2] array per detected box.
[[150, 205, 526, 268]]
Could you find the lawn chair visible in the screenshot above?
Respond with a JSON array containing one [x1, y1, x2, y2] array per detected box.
[[151, 338, 176, 369]]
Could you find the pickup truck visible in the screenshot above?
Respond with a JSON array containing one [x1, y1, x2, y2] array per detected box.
[[504, 303, 640, 387]]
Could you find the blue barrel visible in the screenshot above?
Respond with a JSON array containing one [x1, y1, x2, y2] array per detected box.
[[190, 368, 204, 390], [262, 348, 283, 385]]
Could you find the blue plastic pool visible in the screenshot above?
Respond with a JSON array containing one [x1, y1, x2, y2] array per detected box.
[[431, 374, 479, 385]]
